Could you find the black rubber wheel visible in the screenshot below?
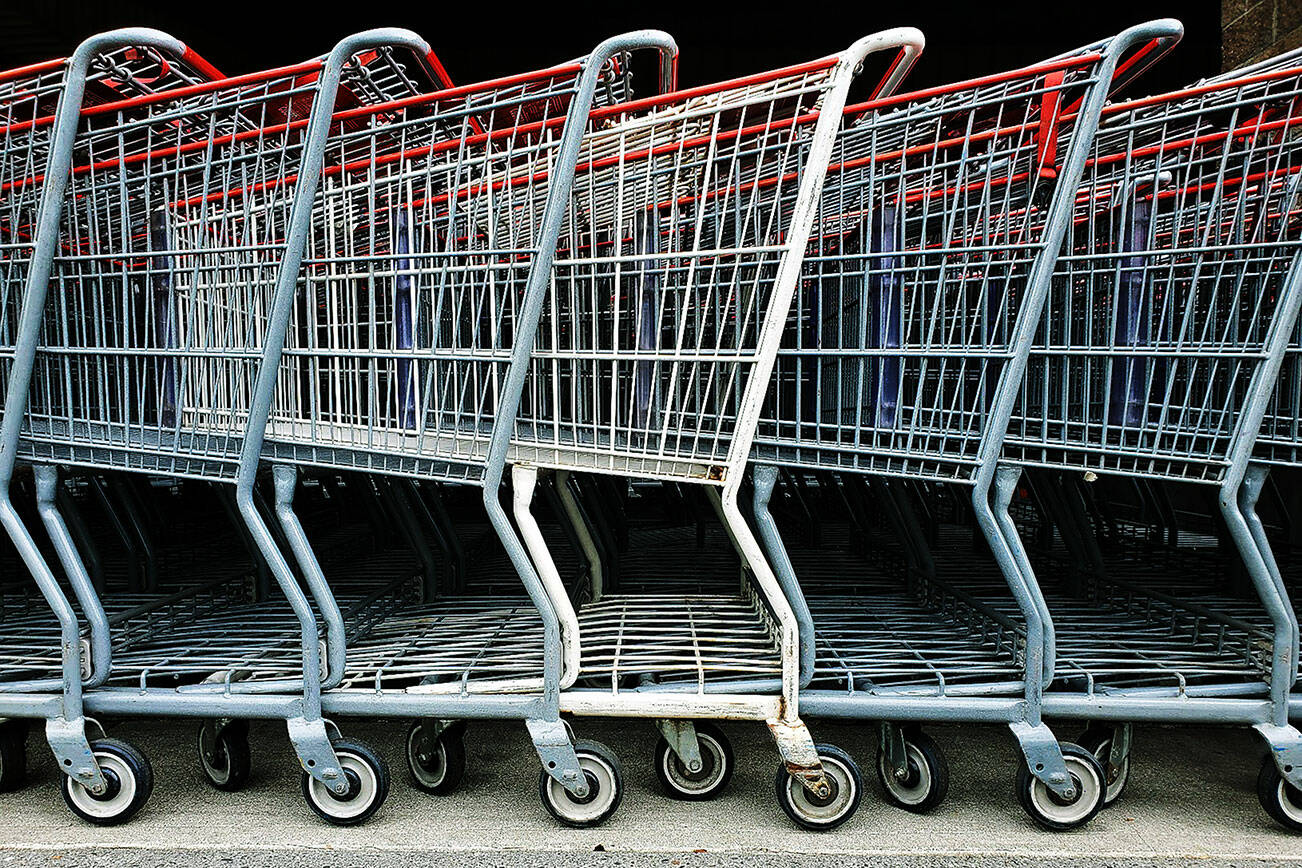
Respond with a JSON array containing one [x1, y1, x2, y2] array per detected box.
[[197, 720, 252, 792], [1076, 726, 1130, 806], [1258, 753, 1302, 832], [654, 722, 734, 801], [775, 743, 863, 831], [539, 739, 623, 827], [0, 719, 28, 793], [1016, 742, 1104, 831], [876, 728, 949, 813], [406, 720, 467, 795], [60, 738, 154, 826], [301, 738, 390, 826]]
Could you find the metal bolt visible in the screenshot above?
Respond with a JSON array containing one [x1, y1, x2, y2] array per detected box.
[[687, 760, 702, 773], [815, 784, 831, 799], [894, 767, 909, 781]]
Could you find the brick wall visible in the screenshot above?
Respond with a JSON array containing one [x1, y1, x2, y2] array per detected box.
[[1224, 0, 1302, 70]]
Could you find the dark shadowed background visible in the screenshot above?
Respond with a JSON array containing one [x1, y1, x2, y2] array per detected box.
[[1, 0, 1220, 94]]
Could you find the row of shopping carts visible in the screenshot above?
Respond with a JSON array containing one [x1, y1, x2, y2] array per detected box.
[[2, 12, 1302, 835]]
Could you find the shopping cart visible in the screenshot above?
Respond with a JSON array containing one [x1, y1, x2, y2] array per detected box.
[[10, 23, 689, 825], [985, 47, 1302, 831], [0, 28, 225, 817], [1212, 47, 1302, 832], [250, 29, 684, 826], [742, 20, 1184, 830], [491, 29, 925, 829], [0, 27, 473, 824]]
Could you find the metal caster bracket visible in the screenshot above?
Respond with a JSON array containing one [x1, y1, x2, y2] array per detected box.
[[656, 719, 704, 774], [287, 716, 347, 795], [46, 717, 106, 794], [1256, 722, 1302, 789], [527, 718, 588, 799], [413, 719, 459, 757], [1010, 721, 1075, 800], [1108, 722, 1133, 771], [767, 718, 831, 799], [880, 722, 910, 780]]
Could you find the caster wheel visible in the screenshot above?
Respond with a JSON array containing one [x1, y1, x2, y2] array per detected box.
[[654, 722, 734, 801], [60, 738, 154, 826], [197, 720, 251, 792], [1076, 726, 1129, 806], [302, 738, 390, 826], [0, 719, 28, 793], [539, 739, 623, 828], [1257, 753, 1302, 831], [406, 720, 466, 795], [1017, 742, 1104, 831], [876, 729, 948, 813], [775, 743, 863, 831]]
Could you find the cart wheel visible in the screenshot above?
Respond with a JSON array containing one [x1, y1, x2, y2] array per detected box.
[[1257, 753, 1302, 832], [0, 719, 28, 793], [1076, 726, 1129, 806], [406, 720, 466, 795], [302, 738, 390, 826], [654, 722, 733, 801], [876, 729, 948, 813], [539, 739, 623, 827], [197, 720, 251, 792], [60, 738, 154, 826], [775, 744, 863, 831], [1017, 742, 1104, 831]]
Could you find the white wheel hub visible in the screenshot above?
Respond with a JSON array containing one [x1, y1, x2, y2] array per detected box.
[[785, 754, 857, 825], [409, 729, 447, 788], [66, 751, 137, 820], [1276, 779, 1302, 825], [1028, 756, 1101, 826], [307, 751, 378, 821], [546, 753, 618, 824], [663, 734, 723, 795], [882, 742, 931, 806]]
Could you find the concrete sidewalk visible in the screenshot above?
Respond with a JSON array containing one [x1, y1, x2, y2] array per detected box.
[[0, 718, 1299, 864]]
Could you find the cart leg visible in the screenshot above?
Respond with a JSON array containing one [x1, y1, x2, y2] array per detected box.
[[554, 471, 603, 603], [527, 718, 589, 798], [34, 465, 111, 688], [1009, 721, 1075, 799], [1257, 723, 1302, 789], [511, 466, 581, 687], [271, 466, 345, 690], [45, 717, 107, 795], [767, 717, 831, 797], [286, 717, 348, 795], [655, 719, 704, 772]]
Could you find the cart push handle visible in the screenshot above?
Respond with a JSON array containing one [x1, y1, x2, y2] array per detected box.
[[1106, 20, 1183, 97]]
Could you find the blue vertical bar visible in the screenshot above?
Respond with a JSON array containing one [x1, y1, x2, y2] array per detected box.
[[395, 207, 416, 429], [1109, 197, 1154, 429], [867, 205, 900, 428]]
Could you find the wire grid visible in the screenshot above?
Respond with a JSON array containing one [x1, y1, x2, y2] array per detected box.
[[510, 59, 848, 482], [263, 60, 608, 482], [753, 51, 1108, 481], [1007, 482, 1275, 693], [1007, 64, 1302, 481], [791, 522, 1027, 695], [0, 47, 215, 414], [17, 47, 435, 480]]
